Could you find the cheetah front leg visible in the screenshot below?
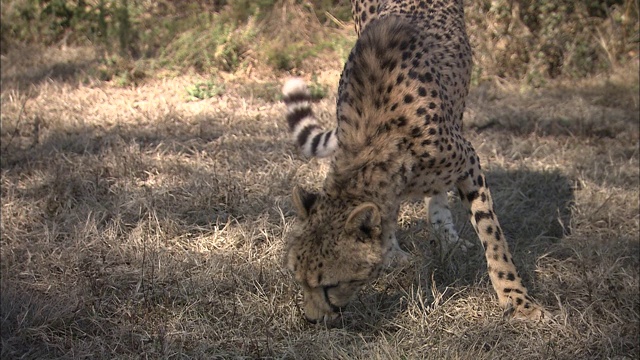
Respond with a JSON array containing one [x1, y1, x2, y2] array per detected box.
[[456, 154, 548, 320], [383, 231, 410, 267], [426, 193, 474, 253]]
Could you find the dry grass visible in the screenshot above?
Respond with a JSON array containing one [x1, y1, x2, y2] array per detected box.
[[1, 44, 639, 359]]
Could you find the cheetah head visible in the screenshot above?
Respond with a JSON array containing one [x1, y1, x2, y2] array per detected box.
[[285, 186, 385, 325]]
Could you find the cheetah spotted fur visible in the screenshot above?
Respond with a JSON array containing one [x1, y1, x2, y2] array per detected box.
[[281, 0, 548, 324]]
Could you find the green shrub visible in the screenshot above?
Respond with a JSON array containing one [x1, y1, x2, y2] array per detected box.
[[309, 76, 329, 100], [265, 41, 308, 71], [1, 0, 636, 82], [158, 14, 257, 73], [186, 80, 225, 101]]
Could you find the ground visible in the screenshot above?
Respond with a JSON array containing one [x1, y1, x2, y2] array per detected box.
[[1, 44, 639, 359]]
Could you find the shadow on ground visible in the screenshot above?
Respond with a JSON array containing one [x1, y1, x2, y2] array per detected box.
[[1, 45, 100, 92], [336, 167, 576, 331], [1, 73, 638, 356]]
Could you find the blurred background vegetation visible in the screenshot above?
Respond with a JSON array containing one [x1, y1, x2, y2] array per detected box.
[[1, 0, 638, 85]]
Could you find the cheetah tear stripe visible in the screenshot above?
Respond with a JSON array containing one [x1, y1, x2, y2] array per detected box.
[[282, 78, 338, 158]]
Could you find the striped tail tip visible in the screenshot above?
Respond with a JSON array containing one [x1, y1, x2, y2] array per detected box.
[[282, 78, 337, 158], [282, 78, 311, 105]]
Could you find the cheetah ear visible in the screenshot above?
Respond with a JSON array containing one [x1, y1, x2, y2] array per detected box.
[[292, 186, 317, 219], [345, 203, 381, 241]]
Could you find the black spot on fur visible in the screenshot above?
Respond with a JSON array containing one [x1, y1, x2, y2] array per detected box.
[[404, 94, 414, 103], [466, 190, 479, 203], [474, 210, 492, 224], [424, 72, 433, 82]]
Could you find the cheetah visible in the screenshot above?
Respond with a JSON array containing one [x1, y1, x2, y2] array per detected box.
[[281, 0, 548, 324]]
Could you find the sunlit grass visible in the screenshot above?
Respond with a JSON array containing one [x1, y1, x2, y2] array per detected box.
[[1, 37, 638, 357]]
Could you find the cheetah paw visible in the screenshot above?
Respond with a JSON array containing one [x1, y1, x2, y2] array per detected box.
[[431, 223, 474, 253], [384, 248, 411, 268], [506, 302, 552, 322]]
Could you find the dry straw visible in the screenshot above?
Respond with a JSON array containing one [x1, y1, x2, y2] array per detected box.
[[1, 11, 639, 360]]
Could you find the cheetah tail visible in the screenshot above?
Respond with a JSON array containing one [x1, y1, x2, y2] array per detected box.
[[282, 78, 337, 158]]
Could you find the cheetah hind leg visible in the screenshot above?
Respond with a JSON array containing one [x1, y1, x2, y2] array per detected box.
[[426, 192, 474, 254], [456, 157, 549, 321]]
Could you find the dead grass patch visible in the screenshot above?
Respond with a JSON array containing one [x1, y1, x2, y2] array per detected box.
[[1, 46, 638, 359]]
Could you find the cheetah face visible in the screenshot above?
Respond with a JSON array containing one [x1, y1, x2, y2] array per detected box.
[[285, 186, 385, 324]]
